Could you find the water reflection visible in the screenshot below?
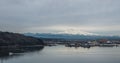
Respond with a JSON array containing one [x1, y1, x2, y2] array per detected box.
[[0, 45, 120, 63], [0, 46, 44, 63]]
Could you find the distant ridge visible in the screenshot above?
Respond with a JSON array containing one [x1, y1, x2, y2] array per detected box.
[[24, 33, 120, 40]]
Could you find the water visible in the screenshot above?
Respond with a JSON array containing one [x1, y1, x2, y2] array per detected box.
[[1, 45, 120, 63]]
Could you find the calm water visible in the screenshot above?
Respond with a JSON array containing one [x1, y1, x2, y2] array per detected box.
[[1, 45, 120, 63]]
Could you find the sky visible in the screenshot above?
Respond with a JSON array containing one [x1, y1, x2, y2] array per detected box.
[[0, 0, 120, 35]]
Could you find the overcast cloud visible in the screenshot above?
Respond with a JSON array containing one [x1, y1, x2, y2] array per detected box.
[[0, 0, 120, 35]]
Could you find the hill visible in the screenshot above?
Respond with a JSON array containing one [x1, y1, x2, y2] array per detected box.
[[0, 31, 44, 46]]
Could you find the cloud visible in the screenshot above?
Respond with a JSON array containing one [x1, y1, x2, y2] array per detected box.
[[0, 0, 120, 35]]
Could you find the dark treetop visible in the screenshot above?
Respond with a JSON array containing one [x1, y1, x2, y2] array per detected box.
[[0, 31, 44, 46]]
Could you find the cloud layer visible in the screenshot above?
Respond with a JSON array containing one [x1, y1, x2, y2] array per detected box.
[[0, 0, 120, 35]]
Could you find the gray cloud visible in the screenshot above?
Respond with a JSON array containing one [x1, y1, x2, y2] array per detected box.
[[0, 0, 120, 35]]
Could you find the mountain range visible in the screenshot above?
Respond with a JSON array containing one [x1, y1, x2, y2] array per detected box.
[[24, 33, 120, 40]]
